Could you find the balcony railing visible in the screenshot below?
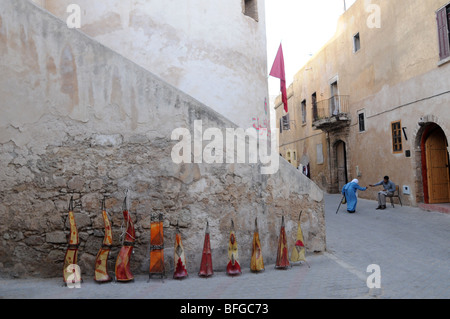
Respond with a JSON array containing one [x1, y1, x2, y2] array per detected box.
[[313, 95, 350, 131]]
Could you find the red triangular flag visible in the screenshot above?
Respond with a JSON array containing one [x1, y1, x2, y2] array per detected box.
[[270, 44, 288, 113]]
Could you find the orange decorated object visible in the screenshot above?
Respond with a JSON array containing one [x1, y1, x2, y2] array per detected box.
[[173, 223, 188, 279], [63, 196, 82, 286], [275, 216, 290, 270], [115, 196, 135, 282], [149, 213, 165, 279], [198, 221, 213, 277], [94, 198, 113, 283], [250, 218, 265, 273], [226, 219, 241, 276]]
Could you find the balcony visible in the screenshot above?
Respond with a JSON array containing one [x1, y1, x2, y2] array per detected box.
[[312, 95, 351, 131]]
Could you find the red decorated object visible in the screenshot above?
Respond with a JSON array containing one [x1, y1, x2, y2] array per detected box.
[[198, 221, 213, 277], [275, 216, 290, 269], [115, 196, 135, 282], [173, 224, 188, 279]]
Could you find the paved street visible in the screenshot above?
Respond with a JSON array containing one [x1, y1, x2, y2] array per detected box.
[[1, 194, 449, 299]]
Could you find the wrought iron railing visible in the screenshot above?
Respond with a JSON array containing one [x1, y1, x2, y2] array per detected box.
[[313, 95, 350, 121]]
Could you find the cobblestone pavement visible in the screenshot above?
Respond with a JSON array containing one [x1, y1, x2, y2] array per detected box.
[[1, 194, 449, 299]]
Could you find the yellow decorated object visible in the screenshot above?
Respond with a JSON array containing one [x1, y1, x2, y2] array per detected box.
[[63, 197, 81, 285], [250, 218, 264, 272], [94, 199, 113, 282], [226, 220, 241, 276], [290, 212, 310, 267]]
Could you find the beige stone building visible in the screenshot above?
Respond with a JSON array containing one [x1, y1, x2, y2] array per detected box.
[[276, 0, 450, 207]]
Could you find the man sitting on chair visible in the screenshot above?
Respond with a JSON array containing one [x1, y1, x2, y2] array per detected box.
[[370, 176, 396, 210]]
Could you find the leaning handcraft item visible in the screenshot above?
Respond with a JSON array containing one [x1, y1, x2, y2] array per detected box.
[[63, 196, 82, 286], [250, 217, 264, 273], [94, 197, 113, 283], [149, 212, 165, 279], [173, 222, 188, 279], [275, 216, 290, 269], [290, 211, 310, 268], [114, 196, 135, 282], [198, 221, 213, 277], [226, 219, 242, 276]]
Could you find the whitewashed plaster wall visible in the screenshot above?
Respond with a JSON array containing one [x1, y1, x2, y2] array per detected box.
[[32, 0, 270, 131]]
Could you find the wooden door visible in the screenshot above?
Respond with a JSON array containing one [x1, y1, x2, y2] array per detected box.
[[336, 141, 347, 191], [426, 128, 450, 203]]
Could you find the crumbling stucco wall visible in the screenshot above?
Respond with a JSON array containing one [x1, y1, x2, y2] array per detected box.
[[30, 0, 270, 130], [0, 0, 325, 278]]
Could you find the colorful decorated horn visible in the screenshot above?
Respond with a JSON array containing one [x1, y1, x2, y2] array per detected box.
[[94, 197, 113, 283], [63, 196, 81, 286]]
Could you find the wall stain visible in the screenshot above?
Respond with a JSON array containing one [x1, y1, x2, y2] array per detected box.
[[20, 24, 39, 72], [81, 12, 122, 37], [0, 15, 8, 55], [110, 66, 124, 120], [60, 45, 79, 111], [130, 88, 138, 131]]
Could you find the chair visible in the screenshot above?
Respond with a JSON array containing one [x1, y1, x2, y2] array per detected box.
[[387, 185, 403, 208]]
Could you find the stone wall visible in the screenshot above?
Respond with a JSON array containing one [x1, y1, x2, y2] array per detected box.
[[0, 0, 325, 279]]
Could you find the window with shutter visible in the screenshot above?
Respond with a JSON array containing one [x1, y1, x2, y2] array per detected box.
[[301, 100, 307, 124], [282, 114, 290, 130], [353, 33, 361, 53], [358, 111, 366, 132], [437, 5, 450, 61], [312, 93, 318, 122], [391, 121, 403, 153]]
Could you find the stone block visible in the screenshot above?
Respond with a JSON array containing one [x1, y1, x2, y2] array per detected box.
[[46, 231, 67, 244]]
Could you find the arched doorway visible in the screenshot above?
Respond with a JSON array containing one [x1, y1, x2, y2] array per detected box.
[[335, 140, 348, 192], [421, 124, 450, 204]]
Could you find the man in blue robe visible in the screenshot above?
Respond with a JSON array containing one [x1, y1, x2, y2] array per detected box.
[[342, 179, 367, 213]]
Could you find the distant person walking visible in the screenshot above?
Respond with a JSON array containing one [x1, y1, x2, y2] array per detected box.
[[342, 179, 367, 213], [370, 176, 396, 210]]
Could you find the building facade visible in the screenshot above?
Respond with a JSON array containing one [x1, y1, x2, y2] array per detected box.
[[32, 0, 270, 130], [276, 0, 450, 206]]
